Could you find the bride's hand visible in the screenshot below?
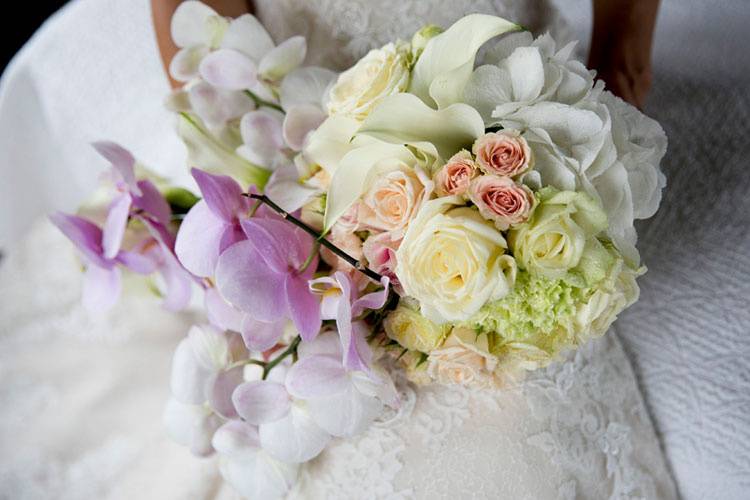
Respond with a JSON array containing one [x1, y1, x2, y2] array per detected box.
[[588, 0, 660, 109], [151, 0, 254, 89]]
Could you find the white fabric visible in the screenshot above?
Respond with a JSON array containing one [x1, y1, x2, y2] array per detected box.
[[0, 0, 744, 498]]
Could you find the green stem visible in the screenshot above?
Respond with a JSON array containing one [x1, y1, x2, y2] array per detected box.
[[300, 240, 321, 273], [244, 90, 284, 113], [263, 336, 302, 379]]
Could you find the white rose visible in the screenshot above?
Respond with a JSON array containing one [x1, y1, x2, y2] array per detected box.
[[575, 261, 643, 338], [327, 42, 410, 120], [396, 197, 517, 323]]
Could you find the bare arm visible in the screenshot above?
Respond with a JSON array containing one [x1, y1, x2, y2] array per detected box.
[[588, 0, 660, 108], [151, 0, 253, 89]]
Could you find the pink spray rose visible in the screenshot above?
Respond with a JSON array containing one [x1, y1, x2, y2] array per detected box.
[[468, 175, 535, 230], [472, 130, 532, 177], [433, 150, 478, 197], [362, 231, 402, 293]]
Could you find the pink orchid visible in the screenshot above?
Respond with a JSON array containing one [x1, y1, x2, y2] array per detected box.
[[309, 271, 390, 371], [215, 215, 322, 341], [175, 168, 252, 277]]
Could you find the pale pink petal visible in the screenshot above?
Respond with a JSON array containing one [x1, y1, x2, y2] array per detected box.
[[239, 109, 285, 167], [285, 355, 349, 399], [239, 218, 292, 273], [209, 366, 244, 419], [102, 193, 131, 259], [351, 276, 390, 317], [221, 14, 275, 61], [163, 398, 222, 457], [240, 315, 285, 351], [297, 331, 342, 360], [175, 200, 229, 277], [215, 240, 287, 321], [169, 46, 209, 82], [91, 141, 141, 195], [212, 421, 260, 460], [264, 162, 319, 213], [200, 49, 258, 91], [218, 448, 299, 499], [232, 380, 290, 425], [116, 250, 157, 275], [259, 405, 330, 463], [282, 105, 326, 151], [205, 287, 244, 332], [82, 265, 121, 313], [285, 274, 321, 341], [170, 0, 219, 48], [191, 168, 247, 222], [279, 66, 337, 111], [188, 81, 254, 128], [158, 251, 193, 311]]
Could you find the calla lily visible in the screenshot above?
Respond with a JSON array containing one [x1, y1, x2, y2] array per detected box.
[[215, 216, 322, 340], [409, 13, 521, 108], [309, 272, 390, 371]]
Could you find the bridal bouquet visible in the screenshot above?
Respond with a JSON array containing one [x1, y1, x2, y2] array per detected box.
[[51, 2, 666, 497]]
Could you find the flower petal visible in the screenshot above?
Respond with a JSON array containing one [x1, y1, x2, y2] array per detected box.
[[102, 193, 132, 259], [49, 212, 106, 266], [116, 250, 157, 274], [163, 398, 222, 457], [191, 168, 246, 222], [285, 274, 321, 341], [239, 218, 293, 273], [133, 179, 172, 226], [175, 200, 228, 277], [221, 14, 275, 62], [264, 162, 319, 213], [233, 380, 290, 425], [170, 337, 213, 405], [188, 82, 254, 129], [218, 449, 299, 499], [280, 66, 337, 111], [91, 141, 141, 195], [307, 384, 383, 437], [240, 315, 285, 351], [212, 420, 260, 460], [215, 240, 287, 321], [259, 404, 330, 463], [209, 366, 245, 419], [239, 109, 285, 167], [297, 331, 343, 360], [200, 49, 258, 91], [351, 276, 390, 316], [283, 105, 326, 151], [285, 355, 349, 399], [169, 46, 209, 82], [205, 287, 244, 332], [170, 0, 220, 48], [259, 36, 306, 82], [82, 265, 121, 313]]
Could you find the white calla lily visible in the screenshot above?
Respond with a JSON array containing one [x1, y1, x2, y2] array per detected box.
[[303, 115, 362, 174], [409, 14, 521, 108]]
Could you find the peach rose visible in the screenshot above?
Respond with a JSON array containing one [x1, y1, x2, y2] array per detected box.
[[358, 165, 433, 237], [468, 175, 535, 230], [426, 328, 502, 389], [433, 150, 478, 197], [472, 130, 532, 177]]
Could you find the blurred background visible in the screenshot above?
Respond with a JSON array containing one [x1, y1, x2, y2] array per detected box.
[[1, 1, 749, 499]]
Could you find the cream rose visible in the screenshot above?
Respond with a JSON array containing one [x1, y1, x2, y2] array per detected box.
[[433, 150, 478, 197], [383, 303, 449, 353], [468, 175, 535, 230], [327, 42, 410, 120], [396, 197, 517, 323], [358, 164, 433, 237], [472, 130, 533, 177], [426, 328, 502, 388], [509, 188, 607, 279]]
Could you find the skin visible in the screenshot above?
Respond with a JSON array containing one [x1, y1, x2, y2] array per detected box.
[[588, 0, 661, 109], [152, 0, 660, 107]]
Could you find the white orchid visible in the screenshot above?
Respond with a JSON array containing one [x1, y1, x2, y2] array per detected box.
[[164, 324, 247, 456]]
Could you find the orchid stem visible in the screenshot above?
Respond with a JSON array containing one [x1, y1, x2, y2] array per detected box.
[[300, 240, 320, 273], [245, 193, 385, 283], [263, 336, 301, 379], [244, 90, 284, 113]]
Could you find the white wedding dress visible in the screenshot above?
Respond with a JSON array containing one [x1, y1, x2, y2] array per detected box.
[[0, 1, 678, 498]]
